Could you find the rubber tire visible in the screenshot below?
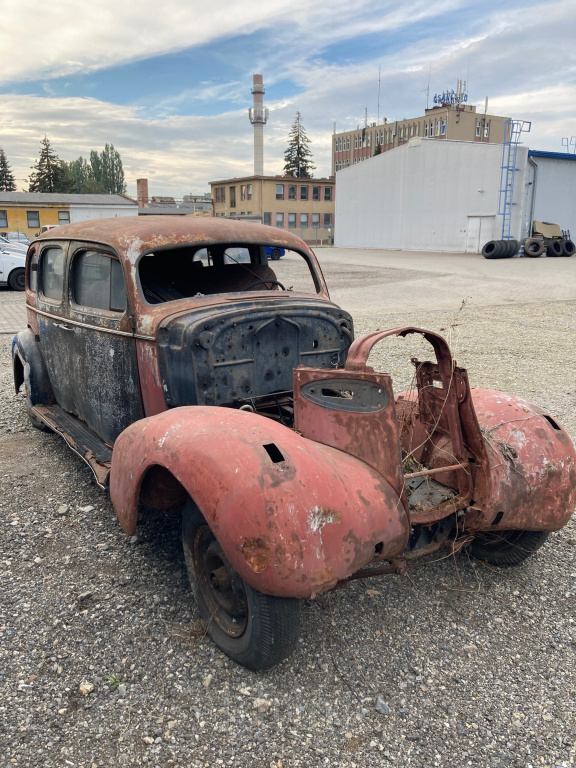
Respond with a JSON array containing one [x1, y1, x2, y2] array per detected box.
[[469, 530, 549, 567], [270, 248, 282, 260], [524, 238, 545, 257], [506, 239, 519, 256], [500, 240, 514, 258], [547, 240, 563, 257], [8, 268, 25, 291], [482, 240, 503, 259], [561, 239, 574, 257], [182, 498, 300, 670]]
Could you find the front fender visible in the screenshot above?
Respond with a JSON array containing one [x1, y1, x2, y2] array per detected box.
[[110, 406, 409, 598]]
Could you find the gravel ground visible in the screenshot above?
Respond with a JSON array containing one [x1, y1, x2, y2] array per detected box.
[[1, 297, 576, 768]]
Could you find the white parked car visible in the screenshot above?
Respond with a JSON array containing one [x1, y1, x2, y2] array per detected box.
[[0, 235, 27, 254], [0, 248, 26, 290], [1, 231, 30, 245]]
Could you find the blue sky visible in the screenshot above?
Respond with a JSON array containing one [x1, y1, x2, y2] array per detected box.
[[1, 0, 574, 196]]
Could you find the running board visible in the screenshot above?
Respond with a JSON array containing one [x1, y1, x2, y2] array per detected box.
[[33, 405, 112, 488]]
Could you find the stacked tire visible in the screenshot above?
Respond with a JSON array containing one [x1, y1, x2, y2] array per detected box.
[[524, 238, 574, 257], [482, 239, 519, 259]]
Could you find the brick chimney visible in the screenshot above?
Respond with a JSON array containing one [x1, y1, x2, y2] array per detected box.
[[136, 178, 149, 207]]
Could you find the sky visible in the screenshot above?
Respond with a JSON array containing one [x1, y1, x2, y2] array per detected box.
[[1, 0, 575, 198]]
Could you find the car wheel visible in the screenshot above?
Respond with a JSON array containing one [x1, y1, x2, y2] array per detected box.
[[8, 268, 25, 291], [546, 240, 563, 257], [270, 248, 282, 260], [182, 498, 300, 670], [562, 239, 575, 257], [468, 529, 549, 567]]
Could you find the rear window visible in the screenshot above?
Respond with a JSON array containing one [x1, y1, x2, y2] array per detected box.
[[138, 243, 319, 304], [40, 247, 65, 301]]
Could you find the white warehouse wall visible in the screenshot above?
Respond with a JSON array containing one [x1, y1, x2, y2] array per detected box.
[[335, 139, 528, 252], [69, 205, 137, 223]]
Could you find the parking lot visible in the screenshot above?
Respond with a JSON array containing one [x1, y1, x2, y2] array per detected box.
[[1, 248, 575, 768]]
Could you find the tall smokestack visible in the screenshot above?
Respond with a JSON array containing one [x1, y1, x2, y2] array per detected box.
[[248, 74, 268, 176]]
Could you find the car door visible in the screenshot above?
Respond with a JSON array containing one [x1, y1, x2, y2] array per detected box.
[[65, 245, 144, 445]]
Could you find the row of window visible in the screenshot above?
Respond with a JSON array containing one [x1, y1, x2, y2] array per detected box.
[[262, 212, 332, 229], [275, 185, 332, 202], [0, 210, 70, 229], [31, 247, 127, 313], [475, 120, 490, 138]]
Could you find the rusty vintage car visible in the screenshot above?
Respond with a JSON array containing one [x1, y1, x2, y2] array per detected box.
[[12, 217, 576, 670]]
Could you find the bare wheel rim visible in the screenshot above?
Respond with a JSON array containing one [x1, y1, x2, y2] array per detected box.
[[193, 525, 248, 638]]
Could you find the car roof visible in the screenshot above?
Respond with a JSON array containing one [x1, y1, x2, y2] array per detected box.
[[37, 215, 311, 261]]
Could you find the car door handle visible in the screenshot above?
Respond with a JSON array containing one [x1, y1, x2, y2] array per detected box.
[[54, 323, 74, 331]]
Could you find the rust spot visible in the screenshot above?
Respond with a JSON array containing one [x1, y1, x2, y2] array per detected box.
[[307, 506, 341, 532], [241, 537, 270, 573]]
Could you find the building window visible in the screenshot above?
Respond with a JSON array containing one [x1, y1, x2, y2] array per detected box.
[[241, 185, 246, 201], [354, 135, 358, 149], [27, 211, 40, 228], [288, 213, 296, 228], [367, 133, 371, 148], [476, 120, 481, 137], [324, 213, 331, 228], [300, 213, 308, 228], [215, 187, 225, 203], [300, 186, 308, 201], [312, 213, 320, 228], [276, 184, 284, 200], [58, 211, 70, 224], [441, 120, 446, 136], [435, 121, 440, 136], [288, 185, 296, 200], [229, 187, 236, 208], [313, 186, 320, 201], [247, 184, 252, 200], [324, 187, 332, 202], [276, 213, 284, 227], [484, 122, 490, 138], [346, 137, 350, 150], [263, 212, 271, 225], [0, 210, 7, 228]]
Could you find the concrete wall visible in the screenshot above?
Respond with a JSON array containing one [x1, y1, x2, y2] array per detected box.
[[335, 139, 529, 252], [69, 205, 137, 223]]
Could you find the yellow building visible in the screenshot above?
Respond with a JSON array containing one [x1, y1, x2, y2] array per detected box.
[[332, 103, 511, 174], [0, 192, 137, 238], [210, 175, 335, 245]]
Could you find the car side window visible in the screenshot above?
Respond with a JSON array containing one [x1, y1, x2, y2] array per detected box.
[[40, 247, 65, 301], [28, 251, 38, 292], [73, 250, 127, 312]]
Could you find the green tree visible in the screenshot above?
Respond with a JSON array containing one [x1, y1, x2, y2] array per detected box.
[[373, 143, 382, 156], [63, 157, 106, 194], [0, 148, 17, 191], [29, 137, 71, 193], [283, 112, 315, 178], [90, 144, 126, 194]]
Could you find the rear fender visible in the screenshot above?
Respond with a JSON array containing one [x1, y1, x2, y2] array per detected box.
[[110, 406, 409, 598], [12, 330, 54, 406]]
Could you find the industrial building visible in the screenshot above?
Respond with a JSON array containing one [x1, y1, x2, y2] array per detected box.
[[332, 98, 510, 175], [210, 175, 335, 245], [0, 192, 137, 238], [334, 138, 576, 253]]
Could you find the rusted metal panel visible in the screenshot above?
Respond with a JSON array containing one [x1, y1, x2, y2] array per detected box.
[[293, 367, 406, 502], [135, 339, 167, 417], [109, 406, 410, 598]]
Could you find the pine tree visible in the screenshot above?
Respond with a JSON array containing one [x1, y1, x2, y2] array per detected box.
[[373, 143, 382, 156], [0, 148, 17, 191], [29, 137, 71, 193], [283, 112, 315, 178]]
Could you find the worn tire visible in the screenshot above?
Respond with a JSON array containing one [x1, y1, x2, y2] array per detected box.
[[524, 238, 545, 257], [506, 239, 519, 256], [270, 248, 282, 260], [469, 529, 549, 567], [547, 240, 563, 257], [561, 239, 574, 257], [182, 498, 300, 670], [8, 268, 25, 291], [482, 240, 503, 259]]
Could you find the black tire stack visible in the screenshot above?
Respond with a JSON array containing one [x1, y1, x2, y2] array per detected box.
[[523, 237, 574, 258], [481, 239, 519, 259]]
